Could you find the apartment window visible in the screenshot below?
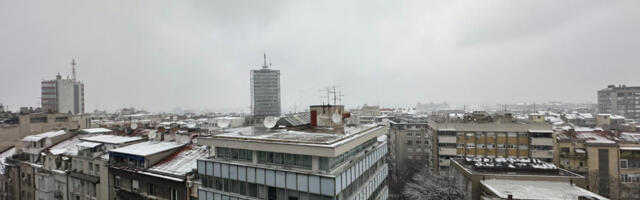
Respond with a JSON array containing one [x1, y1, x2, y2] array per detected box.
[[407, 140, 413, 145], [88, 162, 93, 171], [621, 159, 628, 169], [95, 164, 99, 173], [115, 176, 120, 188], [171, 189, 178, 200], [486, 132, 496, 138], [148, 183, 157, 196], [132, 179, 139, 191]]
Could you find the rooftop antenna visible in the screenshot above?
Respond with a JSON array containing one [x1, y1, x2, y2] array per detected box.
[[71, 58, 77, 80], [262, 53, 268, 69]]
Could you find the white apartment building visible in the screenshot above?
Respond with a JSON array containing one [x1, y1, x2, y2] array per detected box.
[[41, 73, 85, 114]]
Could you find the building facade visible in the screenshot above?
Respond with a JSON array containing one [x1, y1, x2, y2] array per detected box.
[[598, 84, 640, 119], [250, 55, 281, 119], [42, 74, 85, 114], [430, 121, 553, 171], [196, 124, 389, 200], [555, 129, 640, 200]]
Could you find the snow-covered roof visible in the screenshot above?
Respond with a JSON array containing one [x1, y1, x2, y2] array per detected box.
[[148, 145, 209, 177], [580, 133, 616, 144], [481, 179, 607, 200], [213, 124, 380, 146], [81, 128, 112, 134], [620, 146, 640, 151], [81, 135, 144, 144], [110, 141, 184, 157], [77, 141, 102, 149], [22, 130, 67, 142], [0, 147, 16, 175], [48, 136, 83, 156]]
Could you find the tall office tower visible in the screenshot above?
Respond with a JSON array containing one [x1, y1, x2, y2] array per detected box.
[[251, 54, 281, 118], [41, 59, 85, 114], [598, 84, 640, 119]]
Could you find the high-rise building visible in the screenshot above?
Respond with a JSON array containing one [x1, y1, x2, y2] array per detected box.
[[251, 54, 281, 119], [41, 59, 85, 114], [598, 84, 640, 119]]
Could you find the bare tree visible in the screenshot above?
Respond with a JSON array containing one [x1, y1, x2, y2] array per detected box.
[[402, 166, 466, 200]]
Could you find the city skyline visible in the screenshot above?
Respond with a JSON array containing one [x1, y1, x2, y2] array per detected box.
[[1, 1, 640, 113]]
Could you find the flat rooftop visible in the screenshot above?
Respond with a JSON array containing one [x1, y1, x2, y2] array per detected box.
[[481, 179, 607, 200], [22, 130, 67, 142], [453, 158, 581, 177], [81, 128, 113, 134], [211, 124, 380, 146], [81, 135, 144, 144], [110, 141, 184, 157]]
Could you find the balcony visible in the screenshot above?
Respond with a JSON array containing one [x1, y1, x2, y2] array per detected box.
[[439, 147, 457, 156], [531, 138, 553, 146], [438, 136, 456, 144], [531, 150, 554, 159]]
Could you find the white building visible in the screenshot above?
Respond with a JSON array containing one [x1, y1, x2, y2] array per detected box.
[[41, 65, 85, 114], [196, 123, 389, 200]]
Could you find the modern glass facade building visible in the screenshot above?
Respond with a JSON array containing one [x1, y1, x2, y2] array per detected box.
[[196, 125, 389, 200]]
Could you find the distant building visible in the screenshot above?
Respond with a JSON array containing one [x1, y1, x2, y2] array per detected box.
[[250, 54, 281, 119], [42, 60, 85, 114], [598, 84, 640, 119]]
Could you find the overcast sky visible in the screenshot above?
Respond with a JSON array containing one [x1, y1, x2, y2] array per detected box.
[[1, 0, 639, 113]]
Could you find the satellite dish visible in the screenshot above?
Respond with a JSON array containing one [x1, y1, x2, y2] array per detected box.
[[263, 116, 278, 128], [217, 118, 231, 128], [148, 130, 157, 139], [331, 112, 342, 124], [130, 123, 138, 130]]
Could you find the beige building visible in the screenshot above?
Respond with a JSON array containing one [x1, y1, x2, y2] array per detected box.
[[0, 113, 89, 150], [555, 129, 640, 199], [449, 158, 603, 200], [429, 121, 553, 171]]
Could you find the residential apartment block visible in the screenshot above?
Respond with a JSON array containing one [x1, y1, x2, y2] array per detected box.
[[430, 119, 553, 170], [598, 84, 640, 119], [42, 73, 85, 114], [555, 128, 640, 199], [449, 158, 603, 200]]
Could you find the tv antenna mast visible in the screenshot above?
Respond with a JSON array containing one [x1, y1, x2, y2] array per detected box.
[[71, 59, 77, 80]]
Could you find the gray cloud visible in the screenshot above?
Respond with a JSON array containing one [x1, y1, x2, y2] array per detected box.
[[1, 0, 639, 112]]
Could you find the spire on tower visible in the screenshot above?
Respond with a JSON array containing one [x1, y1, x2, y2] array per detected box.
[[71, 59, 77, 80]]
